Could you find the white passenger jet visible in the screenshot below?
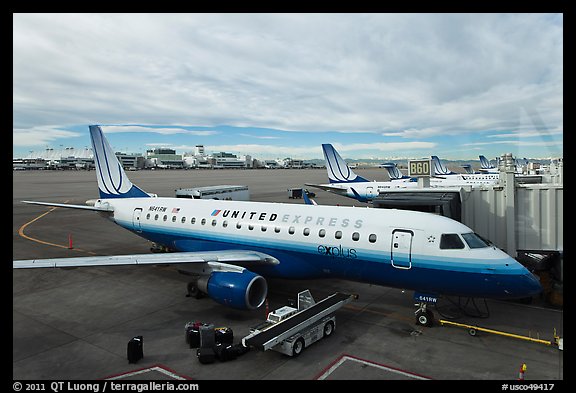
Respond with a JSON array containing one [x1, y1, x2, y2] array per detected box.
[[307, 145, 499, 203], [13, 126, 541, 326]]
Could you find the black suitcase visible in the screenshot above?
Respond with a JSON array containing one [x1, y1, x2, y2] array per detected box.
[[127, 336, 144, 364], [197, 347, 215, 364], [215, 327, 234, 345], [185, 321, 205, 348], [187, 328, 200, 348], [214, 343, 237, 362]]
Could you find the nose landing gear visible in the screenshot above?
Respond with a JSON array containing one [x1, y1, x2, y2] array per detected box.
[[413, 292, 439, 327], [415, 302, 435, 327]]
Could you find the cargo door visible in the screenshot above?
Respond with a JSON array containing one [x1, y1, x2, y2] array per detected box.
[[391, 229, 413, 269], [132, 208, 143, 233]]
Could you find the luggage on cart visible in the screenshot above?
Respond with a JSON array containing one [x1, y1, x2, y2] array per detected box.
[[196, 347, 216, 364], [215, 327, 234, 345], [127, 336, 144, 364]]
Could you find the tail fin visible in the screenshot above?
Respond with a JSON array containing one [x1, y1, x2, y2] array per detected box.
[[89, 125, 150, 199], [380, 162, 409, 180], [431, 155, 455, 175], [322, 144, 369, 183], [460, 164, 474, 174], [479, 155, 495, 169]]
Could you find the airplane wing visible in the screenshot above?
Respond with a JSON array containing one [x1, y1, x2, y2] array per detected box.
[[304, 183, 347, 194], [13, 250, 279, 269]]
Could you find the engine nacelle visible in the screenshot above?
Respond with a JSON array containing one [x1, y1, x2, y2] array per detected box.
[[197, 269, 268, 310]]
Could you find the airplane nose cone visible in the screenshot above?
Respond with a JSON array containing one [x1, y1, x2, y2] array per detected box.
[[522, 272, 543, 297]]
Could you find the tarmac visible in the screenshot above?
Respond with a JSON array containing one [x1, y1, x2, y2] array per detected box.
[[13, 169, 564, 381]]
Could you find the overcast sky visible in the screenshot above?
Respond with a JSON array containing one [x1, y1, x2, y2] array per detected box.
[[13, 13, 563, 160]]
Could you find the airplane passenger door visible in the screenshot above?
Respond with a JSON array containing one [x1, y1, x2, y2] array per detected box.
[[132, 208, 143, 233], [391, 229, 413, 269]]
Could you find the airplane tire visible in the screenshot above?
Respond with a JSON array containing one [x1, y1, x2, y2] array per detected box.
[[187, 283, 204, 299], [416, 310, 434, 327], [292, 338, 305, 357], [323, 321, 334, 338]]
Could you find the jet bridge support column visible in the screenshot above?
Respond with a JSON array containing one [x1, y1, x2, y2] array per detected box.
[[500, 154, 517, 257]]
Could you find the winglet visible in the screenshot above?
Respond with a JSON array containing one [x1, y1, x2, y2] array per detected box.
[[302, 190, 318, 205], [322, 144, 369, 183], [89, 125, 150, 199], [350, 188, 369, 203]]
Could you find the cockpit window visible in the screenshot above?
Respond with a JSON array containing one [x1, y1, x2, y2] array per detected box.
[[462, 232, 490, 249], [440, 234, 465, 249]]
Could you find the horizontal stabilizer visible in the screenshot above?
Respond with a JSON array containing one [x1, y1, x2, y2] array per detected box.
[[21, 200, 114, 212]]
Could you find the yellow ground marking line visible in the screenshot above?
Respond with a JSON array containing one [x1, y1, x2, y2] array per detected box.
[[18, 203, 97, 255]]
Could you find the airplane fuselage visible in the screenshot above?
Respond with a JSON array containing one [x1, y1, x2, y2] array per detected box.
[[99, 196, 540, 299]]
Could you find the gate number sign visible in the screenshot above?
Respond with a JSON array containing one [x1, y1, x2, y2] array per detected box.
[[408, 159, 432, 177]]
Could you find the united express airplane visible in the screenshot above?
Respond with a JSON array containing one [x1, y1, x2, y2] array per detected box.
[[307, 144, 499, 203], [13, 126, 541, 326]]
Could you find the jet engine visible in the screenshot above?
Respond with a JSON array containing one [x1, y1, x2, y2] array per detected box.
[[196, 269, 268, 310]]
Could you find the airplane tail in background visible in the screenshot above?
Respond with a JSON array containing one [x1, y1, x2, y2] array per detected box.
[[89, 125, 151, 199], [322, 144, 369, 183], [380, 163, 410, 180], [460, 164, 474, 174], [479, 155, 495, 170], [431, 155, 455, 175]]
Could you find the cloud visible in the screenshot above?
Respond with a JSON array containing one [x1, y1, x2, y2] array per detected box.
[[13, 13, 563, 158], [101, 125, 218, 136]]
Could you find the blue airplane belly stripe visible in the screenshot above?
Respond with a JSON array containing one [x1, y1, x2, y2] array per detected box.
[[117, 219, 519, 275]]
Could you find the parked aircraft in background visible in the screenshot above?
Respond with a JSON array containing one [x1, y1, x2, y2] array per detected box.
[[307, 145, 499, 203], [13, 127, 541, 326]]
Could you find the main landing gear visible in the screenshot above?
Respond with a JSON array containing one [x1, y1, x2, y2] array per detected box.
[[186, 281, 205, 299]]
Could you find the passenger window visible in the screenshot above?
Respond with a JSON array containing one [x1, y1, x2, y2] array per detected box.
[[222, 220, 228, 228], [288, 226, 295, 235], [236, 222, 242, 229], [369, 234, 377, 243], [352, 232, 360, 241], [181, 217, 186, 223], [440, 234, 465, 249], [248, 224, 254, 230], [211, 219, 217, 226], [303, 228, 310, 236], [201, 218, 206, 225], [172, 216, 176, 222], [274, 227, 281, 233], [191, 217, 196, 224], [163, 215, 167, 221], [261, 225, 267, 232], [319, 229, 326, 238], [154, 214, 159, 221], [146, 213, 150, 220], [335, 231, 342, 239]]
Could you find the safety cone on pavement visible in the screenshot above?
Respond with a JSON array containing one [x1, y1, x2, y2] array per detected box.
[[518, 363, 527, 380]]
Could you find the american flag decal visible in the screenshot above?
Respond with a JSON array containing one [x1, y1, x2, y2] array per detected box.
[[172, 207, 180, 213], [211, 209, 221, 216]]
